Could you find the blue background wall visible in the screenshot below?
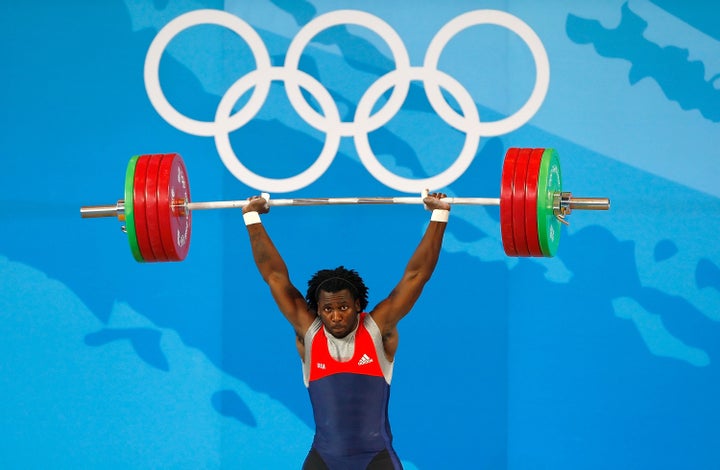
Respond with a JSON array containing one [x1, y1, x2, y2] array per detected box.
[[2, 1, 719, 468]]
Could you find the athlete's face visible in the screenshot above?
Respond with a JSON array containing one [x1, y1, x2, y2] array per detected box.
[[316, 288, 361, 338]]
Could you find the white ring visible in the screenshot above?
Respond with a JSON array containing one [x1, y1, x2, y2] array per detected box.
[[144, 9, 272, 137], [145, 9, 550, 192], [354, 67, 481, 192], [284, 10, 412, 137], [424, 10, 550, 136], [214, 67, 341, 192]]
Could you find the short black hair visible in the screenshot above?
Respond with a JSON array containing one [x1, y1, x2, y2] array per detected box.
[[306, 266, 369, 313]]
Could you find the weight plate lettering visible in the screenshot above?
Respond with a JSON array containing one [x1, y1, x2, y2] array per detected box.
[[536, 148, 562, 257], [157, 153, 192, 262]]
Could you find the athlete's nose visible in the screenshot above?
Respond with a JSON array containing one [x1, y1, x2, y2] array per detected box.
[[329, 309, 344, 323]]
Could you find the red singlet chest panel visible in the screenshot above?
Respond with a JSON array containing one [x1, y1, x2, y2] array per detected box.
[[309, 313, 385, 382]]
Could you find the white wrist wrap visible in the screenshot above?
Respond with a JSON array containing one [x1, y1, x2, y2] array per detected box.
[[430, 209, 449, 223], [243, 211, 262, 226]]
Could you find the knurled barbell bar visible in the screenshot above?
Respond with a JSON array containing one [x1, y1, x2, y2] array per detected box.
[[80, 149, 610, 262]]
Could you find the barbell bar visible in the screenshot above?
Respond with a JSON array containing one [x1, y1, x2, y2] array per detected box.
[[80, 149, 610, 262]]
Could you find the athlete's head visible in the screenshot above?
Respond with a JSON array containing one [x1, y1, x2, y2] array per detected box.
[[306, 266, 369, 338]]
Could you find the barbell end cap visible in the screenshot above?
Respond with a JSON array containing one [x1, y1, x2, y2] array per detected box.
[[79, 200, 126, 220], [568, 196, 611, 211]]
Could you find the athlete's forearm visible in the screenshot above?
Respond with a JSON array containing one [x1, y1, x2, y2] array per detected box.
[[404, 220, 446, 282], [246, 223, 290, 283]]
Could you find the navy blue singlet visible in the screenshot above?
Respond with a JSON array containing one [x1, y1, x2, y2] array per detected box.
[[303, 313, 402, 470]]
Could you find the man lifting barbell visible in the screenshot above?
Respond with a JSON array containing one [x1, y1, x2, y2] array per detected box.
[[241, 191, 450, 470], [78, 148, 610, 467]]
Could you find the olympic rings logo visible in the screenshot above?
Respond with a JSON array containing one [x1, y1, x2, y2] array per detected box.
[[144, 9, 549, 193]]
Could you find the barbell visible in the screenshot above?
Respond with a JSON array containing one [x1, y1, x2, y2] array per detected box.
[[80, 148, 609, 262]]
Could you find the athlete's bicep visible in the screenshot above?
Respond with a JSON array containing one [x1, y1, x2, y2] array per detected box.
[[266, 273, 315, 337], [370, 274, 426, 334]]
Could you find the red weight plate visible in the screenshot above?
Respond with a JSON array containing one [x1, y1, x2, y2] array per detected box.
[[524, 148, 544, 257], [132, 155, 156, 262], [500, 148, 519, 256], [157, 153, 192, 262], [511, 148, 531, 257], [144, 154, 168, 262]]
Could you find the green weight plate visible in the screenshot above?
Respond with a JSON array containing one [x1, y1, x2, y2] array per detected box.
[[124, 155, 144, 262], [536, 148, 562, 257]]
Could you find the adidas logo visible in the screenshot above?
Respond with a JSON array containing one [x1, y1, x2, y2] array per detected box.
[[358, 354, 374, 366]]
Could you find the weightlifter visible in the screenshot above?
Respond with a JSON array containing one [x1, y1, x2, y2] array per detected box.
[[241, 192, 451, 470]]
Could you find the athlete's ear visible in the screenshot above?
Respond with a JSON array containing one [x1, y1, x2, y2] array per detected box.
[[354, 298, 362, 312]]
